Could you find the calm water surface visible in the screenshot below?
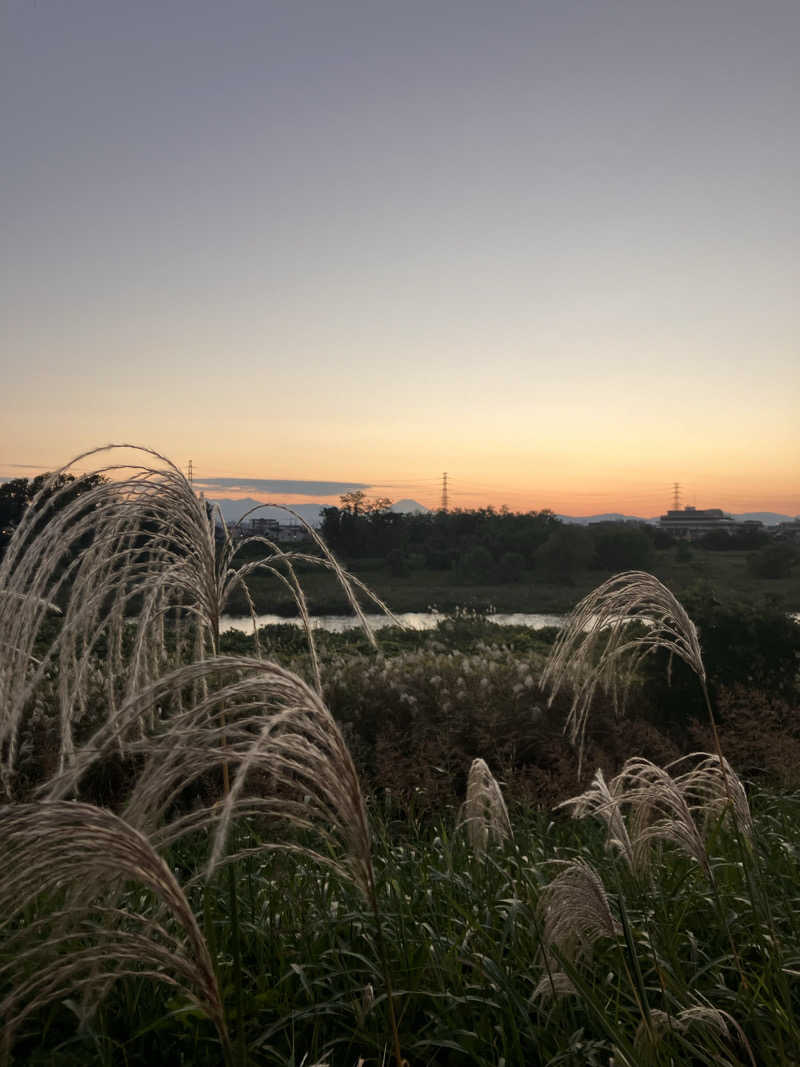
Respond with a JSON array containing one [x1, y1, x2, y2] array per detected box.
[[219, 611, 565, 634]]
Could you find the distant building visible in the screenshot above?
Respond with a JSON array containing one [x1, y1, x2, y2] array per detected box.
[[212, 517, 309, 545], [247, 517, 280, 538], [276, 523, 307, 543], [775, 518, 800, 544], [659, 507, 734, 539], [658, 506, 764, 540]]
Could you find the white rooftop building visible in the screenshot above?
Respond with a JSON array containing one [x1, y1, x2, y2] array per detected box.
[[658, 506, 735, 539]]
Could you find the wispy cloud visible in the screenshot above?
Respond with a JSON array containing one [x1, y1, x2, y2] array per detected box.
[[1, 464, 54, 472], [193, 477, 372, 497]]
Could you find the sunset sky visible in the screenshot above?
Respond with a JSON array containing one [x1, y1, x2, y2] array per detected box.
[[2, 1, 798, 516]]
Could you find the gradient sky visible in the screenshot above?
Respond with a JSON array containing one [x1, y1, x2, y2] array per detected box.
[[2, 1, 798, 515]]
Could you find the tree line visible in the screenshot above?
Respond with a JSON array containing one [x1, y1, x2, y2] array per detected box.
[[320, 493, 668, 582], [0, 473, 107, 552]]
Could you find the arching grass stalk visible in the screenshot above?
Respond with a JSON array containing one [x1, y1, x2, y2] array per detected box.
[[534, 858, 642, 1065], [541, 572, 708, 775], [44, 654, 406, 1066], [209, 617, 246, 1067], [565, 755, 750, 988], [0, 802, 234, 1067], [0, 443, 400, 792], [541, 574, 752, 967]]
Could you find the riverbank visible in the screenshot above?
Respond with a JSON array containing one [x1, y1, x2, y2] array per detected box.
[[225, 545, 800, 616], [219, 609, 566, 634]]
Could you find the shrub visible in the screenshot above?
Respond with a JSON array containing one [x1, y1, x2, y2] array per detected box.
[[536, 525, 593, 581], [690, 685, 800, 788], [497, 550, 525, 583], [675, 540, 693, 562], [591, 524, 653, 571], [459, 544, 495, 582], [748, 542, 799, 579]]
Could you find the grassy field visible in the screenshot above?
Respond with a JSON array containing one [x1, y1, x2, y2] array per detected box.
[[230, 545, 800, 616]]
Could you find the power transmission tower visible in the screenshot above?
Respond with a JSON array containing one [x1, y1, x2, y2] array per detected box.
[[187, 460, 193, 486], [672, 482, 681, 510], [440, 472, 448, 512]]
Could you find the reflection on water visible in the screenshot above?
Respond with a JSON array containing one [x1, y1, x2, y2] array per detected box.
[[219, 609, 800, 636], [219, 611, 565, 634]]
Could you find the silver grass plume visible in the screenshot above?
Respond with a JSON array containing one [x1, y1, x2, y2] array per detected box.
[[0, 444, 397, 791], [614, 757, 711, 876], [633, 1003, 755, 1066], [0, 801, 229, 1061], [540, 571, 705, 773], [671, 751, 753, 841], [458, 757, 513, 855], [562, 754, 751, 877], [45, 655, 375, 898], [529, 970, 577, 1003], [539, 858, 620, 964], [558, 767, 635, 871]]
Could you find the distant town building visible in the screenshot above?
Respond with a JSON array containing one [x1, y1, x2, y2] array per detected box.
[[775, 518, 800, 544], [276, 523, 306, 542], [658, 506, 764, 540], [659, 507, 734, 538], [213, 516, 310, 544], [247, 517, 280, 537]]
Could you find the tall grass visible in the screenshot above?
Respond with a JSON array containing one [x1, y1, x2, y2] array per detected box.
[[0, 801, 231, 1063], [1, 449, 799, 1064], [540, 569, 707, 773], [0, 444, 393, 791]]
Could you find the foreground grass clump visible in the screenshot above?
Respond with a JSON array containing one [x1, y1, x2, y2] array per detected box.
[[6, 795, 800, 1065], [2, 448, 800, 1065]]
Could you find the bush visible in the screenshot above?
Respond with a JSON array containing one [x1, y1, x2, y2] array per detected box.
[[675, 541, 693, 562], [591, 525, 653, 571], [700, 527, 769, 550], [640, 599, 800, 733], [459, 544, 495, 583], [385, 548, 410, 577], [497, 550, 525, 583], [690, 685, 800, 787], [536, 525, 593, 581], [748, 542, 799, 579]]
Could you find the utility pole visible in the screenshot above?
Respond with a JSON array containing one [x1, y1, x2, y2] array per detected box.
[[440, 472, 448, 512]]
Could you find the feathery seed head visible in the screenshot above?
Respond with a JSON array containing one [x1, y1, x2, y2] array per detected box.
[[44, 655, 375, 899], [0, 444, 399, 791], [541, 571, 706, 774], [458, 758, 513, 855], [0, 801, 228, 1055], [539, 858, 620, 962]]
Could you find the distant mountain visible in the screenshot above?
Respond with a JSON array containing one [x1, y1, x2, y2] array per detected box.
[[558, 513, 654, 525], [558, 511, 795, 526], [731, 512, 794, 526], [207, 496, 430, 526], [391, 499, 429, 514]]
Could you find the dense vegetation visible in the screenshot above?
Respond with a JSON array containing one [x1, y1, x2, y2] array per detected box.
[[228, 538, 800, 617], [1, 450, 799, 1066]]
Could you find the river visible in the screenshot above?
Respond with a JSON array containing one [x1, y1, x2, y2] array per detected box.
[[219, 611, 565, 634]]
